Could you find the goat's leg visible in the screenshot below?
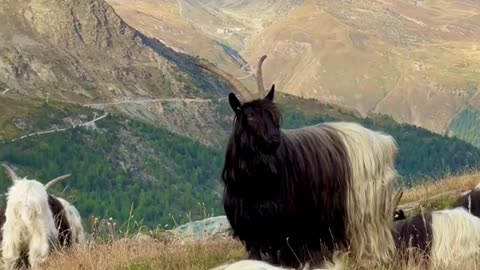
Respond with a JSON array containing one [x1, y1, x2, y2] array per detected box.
[[1, 224, 22, 270], [1, 243, 20, 270], [28, 232, 51, 269]]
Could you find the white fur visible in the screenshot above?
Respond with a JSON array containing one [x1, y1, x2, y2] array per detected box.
[[324, 122, 398, 262], [209, 259, 343, 270], [1, 178, 58, 269], [430, 207, 480, 269], [55, 197, 85, 245]]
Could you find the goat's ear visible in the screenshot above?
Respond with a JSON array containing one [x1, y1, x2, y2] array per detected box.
[[265, 84, 275, 101], [228, 93, 242, 113]]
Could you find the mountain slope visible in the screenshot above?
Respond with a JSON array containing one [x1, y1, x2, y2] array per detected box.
[[0, 0, 240, 145], [244, 0, 480, 133], [105, 0, 249, 77], [109, 0, 480, 137]]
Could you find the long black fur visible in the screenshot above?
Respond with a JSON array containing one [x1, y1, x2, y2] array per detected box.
[[222, 86, 353, 267], [48, 195, 72, 248], [392, 211, 433, 260]]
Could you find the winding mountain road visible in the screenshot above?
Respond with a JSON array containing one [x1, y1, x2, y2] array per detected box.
[[6, 113, 109, 143]]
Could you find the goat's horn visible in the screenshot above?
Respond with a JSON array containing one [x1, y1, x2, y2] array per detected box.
[[392, 190, 403, 209], [256, 55, 267, 97], [195, 58, 254, 101], [45, 174, 71, 190], [474, 181, 480, 191], [2, 163, 18, 183]]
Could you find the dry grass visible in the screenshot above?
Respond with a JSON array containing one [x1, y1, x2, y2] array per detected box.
[[39, 172, 480, 270], [44, 238, 244, 270], [42, 237, 480, 270], [391, 171, 480, 218], [400, 172, 480, 203]]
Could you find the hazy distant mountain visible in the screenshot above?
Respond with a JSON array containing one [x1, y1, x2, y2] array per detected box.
[[107, 0, 480, 145]]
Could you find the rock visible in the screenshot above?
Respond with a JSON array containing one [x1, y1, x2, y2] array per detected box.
[[170, 215, 231, 241]]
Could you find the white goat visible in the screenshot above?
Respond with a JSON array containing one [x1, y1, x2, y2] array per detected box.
[[1, 164, 71, 269]]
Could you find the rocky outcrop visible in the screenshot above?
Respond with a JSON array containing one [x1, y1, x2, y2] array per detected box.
[[170, 216, 231, 241]]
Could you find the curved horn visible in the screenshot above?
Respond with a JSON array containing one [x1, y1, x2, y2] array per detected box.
[[474, 181, 480, 191], [392, 190, 404, 209], [256, 55, 267, 97], [2, 163, 18, 183], [195, 58, 254, 101], [45, 174, 71, 190]]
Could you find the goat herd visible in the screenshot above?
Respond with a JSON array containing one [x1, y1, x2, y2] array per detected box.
[[1, 54, 480, 270]]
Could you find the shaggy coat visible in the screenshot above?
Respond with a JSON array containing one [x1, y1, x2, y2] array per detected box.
[[393, 207, 480, 269], [223, 119, 395, 266], [56, 197, 85, 245], [198, 55, 398, 267], [1, 179, 59, 270], [392, 211, 433, 259], [0, 197, 72, 247], [48, 195, 72, 248]]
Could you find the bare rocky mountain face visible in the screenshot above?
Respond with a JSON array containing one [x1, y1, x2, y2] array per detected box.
[[0, 0, 241, 145], [107, 0, 480, 137]]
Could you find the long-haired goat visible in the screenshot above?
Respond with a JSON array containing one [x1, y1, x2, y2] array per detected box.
[[0, 164, 72, 269], [393, 207, 480, 269], [196, 55, 399, 267]]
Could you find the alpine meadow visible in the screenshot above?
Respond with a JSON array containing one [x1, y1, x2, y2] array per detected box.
[[1, 0, 480, 269]]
